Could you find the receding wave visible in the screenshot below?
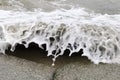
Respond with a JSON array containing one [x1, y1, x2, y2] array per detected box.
[[0, 0, 120, 66]]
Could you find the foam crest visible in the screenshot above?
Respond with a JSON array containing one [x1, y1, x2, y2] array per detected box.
[[0, 8, 120, 65]]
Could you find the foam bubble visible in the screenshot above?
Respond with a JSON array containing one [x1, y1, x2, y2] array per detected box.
[[0, 8, 120, 65]]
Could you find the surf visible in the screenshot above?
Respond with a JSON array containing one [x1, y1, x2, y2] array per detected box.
[[0, 0, 120, 65]]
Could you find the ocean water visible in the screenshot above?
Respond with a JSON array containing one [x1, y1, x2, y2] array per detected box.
[[0, 0, 120, 65]]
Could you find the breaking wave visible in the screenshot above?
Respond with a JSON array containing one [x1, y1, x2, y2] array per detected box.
[[0, 0, 120, 65]]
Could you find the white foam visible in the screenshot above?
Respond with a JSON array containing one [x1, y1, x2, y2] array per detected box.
[[0, 8, 120, 65]]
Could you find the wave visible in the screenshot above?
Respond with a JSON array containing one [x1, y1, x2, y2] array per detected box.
[[0, 0, 120, 66]]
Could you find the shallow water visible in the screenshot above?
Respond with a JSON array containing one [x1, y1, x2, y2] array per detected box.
[[0, 0, 120, 65], [0, 0, 120, 14]]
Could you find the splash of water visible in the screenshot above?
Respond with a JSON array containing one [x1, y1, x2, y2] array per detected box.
[[0, 0, 120, 65]]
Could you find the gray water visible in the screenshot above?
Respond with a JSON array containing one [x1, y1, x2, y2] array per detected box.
[[0, 0, 120, 14]]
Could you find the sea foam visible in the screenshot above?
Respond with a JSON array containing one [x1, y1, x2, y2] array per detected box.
[[0, 7, 120, 65]]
